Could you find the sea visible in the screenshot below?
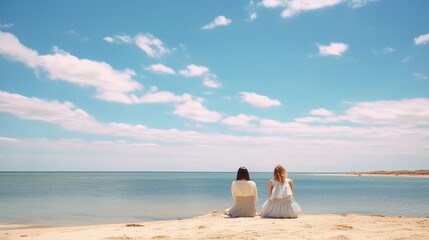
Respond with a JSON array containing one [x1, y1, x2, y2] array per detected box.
[[0, 172, 428, 226]]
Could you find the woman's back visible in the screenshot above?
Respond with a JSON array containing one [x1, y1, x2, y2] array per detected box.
[[232, 180, 257, 199], [271, 179, 292, 199]]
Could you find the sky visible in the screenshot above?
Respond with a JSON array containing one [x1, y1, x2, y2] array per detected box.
[[0, 0, 428, 172]]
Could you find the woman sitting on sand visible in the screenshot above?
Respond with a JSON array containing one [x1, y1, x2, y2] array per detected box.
[[260, 164, 302, 218], [225, 167, 258, 217]]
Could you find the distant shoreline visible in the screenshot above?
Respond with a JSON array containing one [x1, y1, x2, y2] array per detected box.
[[314, 170, 429, 178]]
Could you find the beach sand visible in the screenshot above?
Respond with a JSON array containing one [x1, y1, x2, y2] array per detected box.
[[1, 211, 428, 240]]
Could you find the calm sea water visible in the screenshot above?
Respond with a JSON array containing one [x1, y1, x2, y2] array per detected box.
[[0, 172, 428, 226]]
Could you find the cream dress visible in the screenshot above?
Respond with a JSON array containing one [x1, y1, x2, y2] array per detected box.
[[260, 179, 302, 218], [225, 180, 258, 217]]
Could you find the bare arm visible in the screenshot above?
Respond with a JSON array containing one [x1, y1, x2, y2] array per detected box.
[[253, 182, 258, 203], [267, 180, 274, 198], [231, 182, 236, 202], [288, 179, 295, 197]]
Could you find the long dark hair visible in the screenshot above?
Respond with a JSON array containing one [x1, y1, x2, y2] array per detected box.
[[236, 166, 250, 180]]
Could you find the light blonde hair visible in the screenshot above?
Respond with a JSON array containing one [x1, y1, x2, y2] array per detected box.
[[273, 164, 288, 184]]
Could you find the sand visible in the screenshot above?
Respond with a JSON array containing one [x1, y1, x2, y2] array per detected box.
[[1, 211, 428, 240]]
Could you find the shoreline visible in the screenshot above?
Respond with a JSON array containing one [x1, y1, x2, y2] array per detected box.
[[313, 173, 429, 178], [1, 212, 428, 240], [313, 170, 429, 178]]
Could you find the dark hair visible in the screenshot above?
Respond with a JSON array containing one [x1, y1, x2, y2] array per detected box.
[[236, 167, 250, 180]]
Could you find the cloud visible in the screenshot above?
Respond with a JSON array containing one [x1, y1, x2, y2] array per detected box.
[[239, 92, 281, 108], [0, 91, 100, 132], [0, 90, 220, 142], [0, 136, 18, 143], [0, 23, 13, 29], [146, 63, 176, 75], [414, 73, 428, 80], [414, 33, 429, 45], [295, 99, 429, 126], [203, 75, 222, 88], [382, 47, 395, 54], [260, 0, 287, 8], [0, 31, 40, 68], [281, 0, 342, 18], [222, 114, 259, 128], [343, 99, 429, 126], [0, 32, 142, 104], [179, 64, 209, 77], [248, 12, 258, 21], [310, 108, 335, 117], [139, 91, 192, 103], [260, 0, 377, 18], [202, 16, 232, 30], [247, 1, 258, 21], [103, 35, 132, 44], [348, 0, 379, 8], [319, 42, 349, 56], [1, 91, 428, 170], [135, 33, 170, 57], [69, 30, 89, 42], [173, 99, 223, 123]]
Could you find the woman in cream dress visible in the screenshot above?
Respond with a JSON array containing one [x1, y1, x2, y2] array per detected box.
[[225, 167, 258, 217], [261, 164, 302, 218]]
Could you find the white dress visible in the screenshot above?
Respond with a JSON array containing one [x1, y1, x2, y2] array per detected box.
[[225, 180, 258, 217], [260, 179, 302, 218]]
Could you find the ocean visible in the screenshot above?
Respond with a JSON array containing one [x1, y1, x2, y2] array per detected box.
[[0, 172, 428, 226]]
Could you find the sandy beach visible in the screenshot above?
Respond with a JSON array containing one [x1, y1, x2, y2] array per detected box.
[[2, 211, 428, 240]]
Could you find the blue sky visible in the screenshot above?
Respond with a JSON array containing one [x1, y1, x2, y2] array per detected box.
[[0, 0, 428, 171]]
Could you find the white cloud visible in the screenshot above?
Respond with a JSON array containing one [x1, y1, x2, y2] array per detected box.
[[0, 136, 18, 143], [140, 91, 192, 103], [402, 56, 411, 63], [297, 99, 429, 126], [0, 23, 14, 29], [348, 0, 379, 8], [173, 100, 223, 123], [0, 90, 220, 142], [310, 108, 335, 117], [179, 64, 209, 77], [261, 0, 377, 18], [0, 91, 100, 132], [103, 35, 132, 44], [239, 92, 281, 108], [0, 31, 40, 68], [1, 91, 428, 171], [247, 1, 258, 21], [414, 73, 428, 80], [203, 75, 222, 88], [103, 36, 115, 43], [135, 33, 170, 57], [222, 114, 259, 128], [319, 42, 348, 56], [382, 47, 395, 54], [146, 63, 176, 75], [202, 16, 232, 30], [260, 0, 287, 8], [69, 30, 89, 42], [248, 12, 258, 21], [414, 33, 429, 45], [281, 0, 342, 18], [0, 32, 142, 104], [343, 99, 429, 126]]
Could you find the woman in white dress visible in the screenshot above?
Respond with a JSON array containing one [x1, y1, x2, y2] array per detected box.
[[225, 167, 258, 217], [261, 164, 302, 218]]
